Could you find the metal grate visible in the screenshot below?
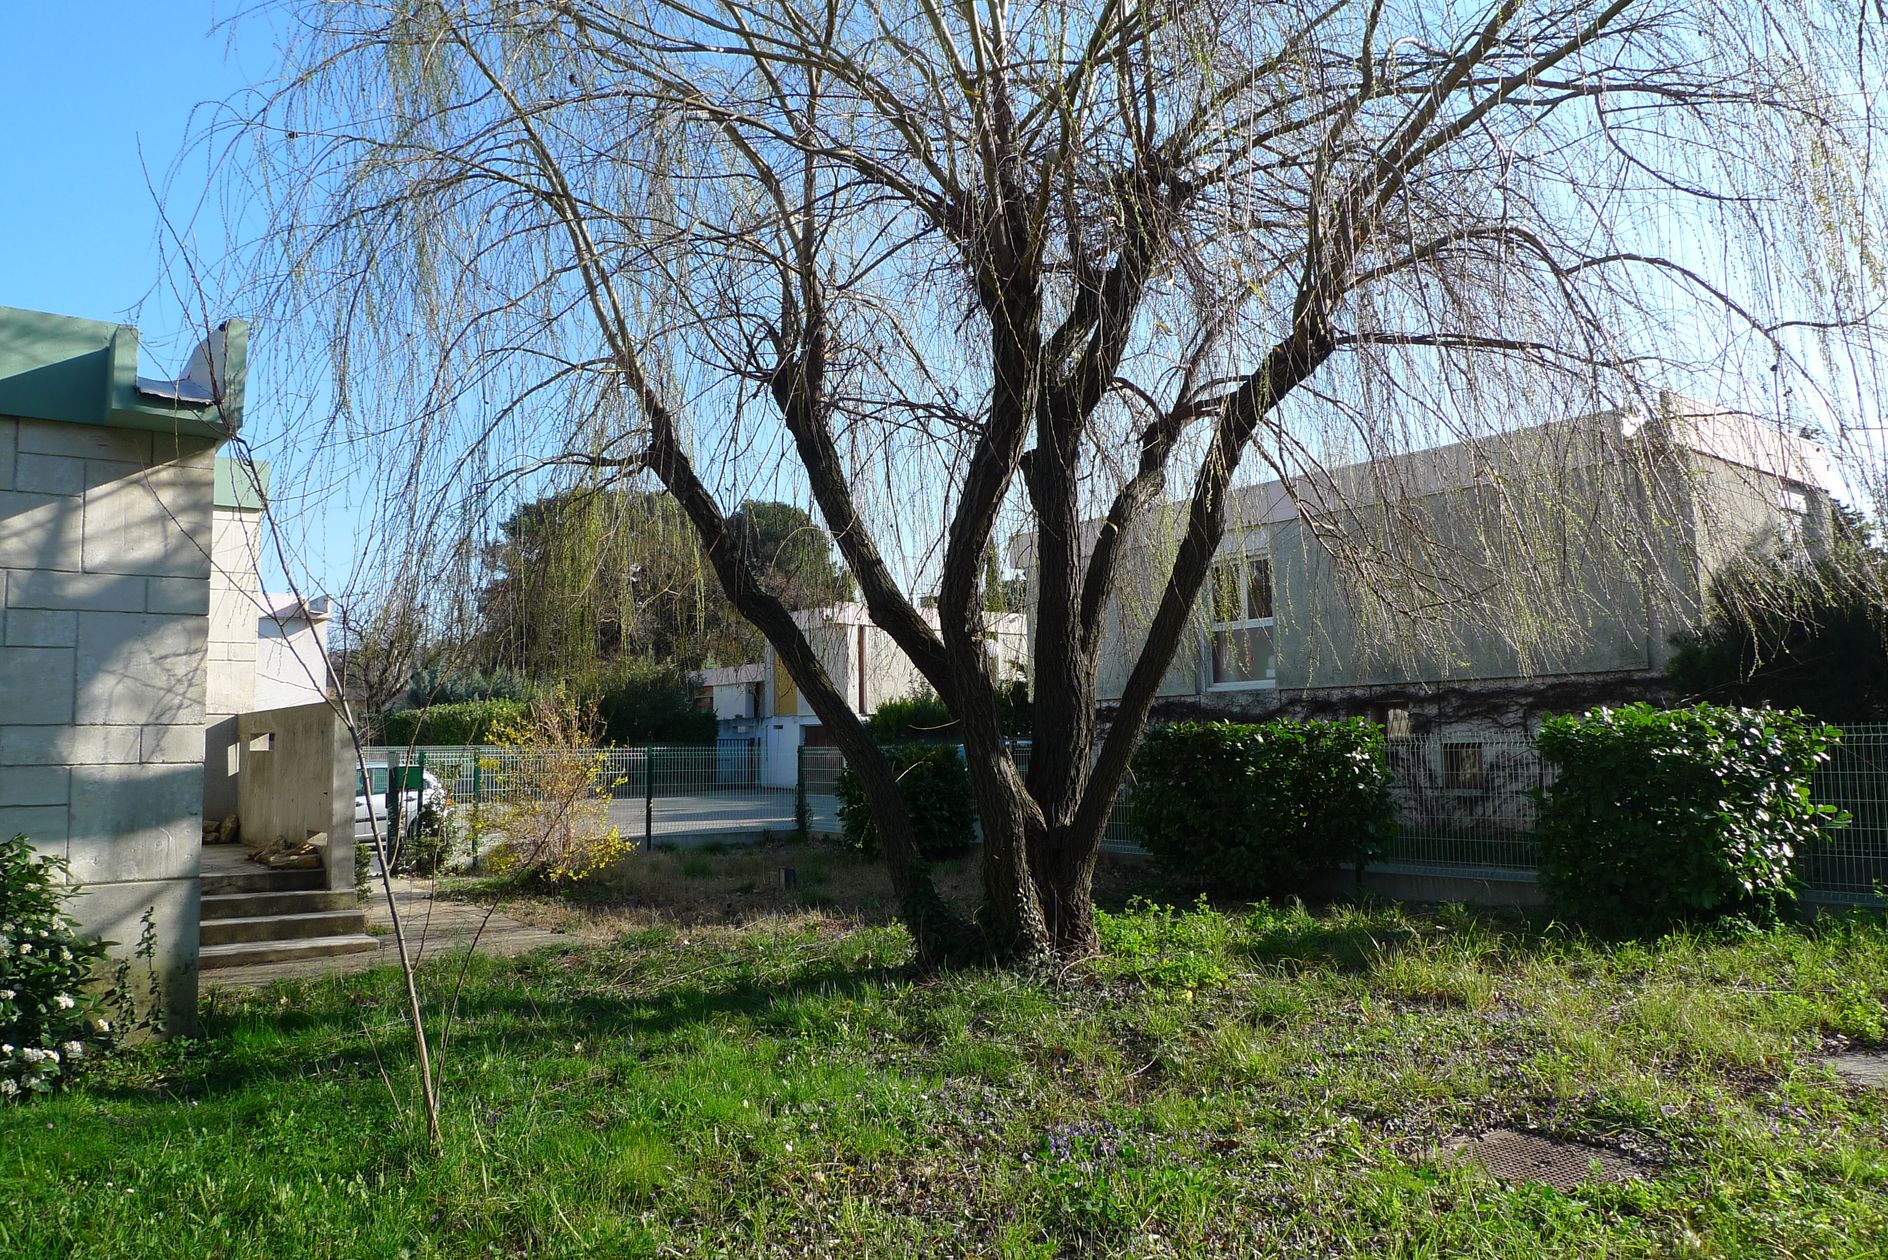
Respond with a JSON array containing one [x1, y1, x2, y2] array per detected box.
[[1441, 1128, 1654, 1190]]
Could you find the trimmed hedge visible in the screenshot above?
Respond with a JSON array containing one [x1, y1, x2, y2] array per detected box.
[[1535, 702, 1844, 933], [1129, 719, 1395, 897], [374, 699, 529, 748], [836, 743, 976, 859]]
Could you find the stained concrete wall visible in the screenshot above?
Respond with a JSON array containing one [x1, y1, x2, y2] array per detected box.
[[0, 414, 215, 1030], [235, 702, 356, 894]]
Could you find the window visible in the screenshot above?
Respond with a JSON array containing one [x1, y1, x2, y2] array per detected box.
[[1369, 703, 1412, 738], [1442, 742, 1487, 791], [1779, 485, 1812, 554], [1208, 556, 1276, 688]]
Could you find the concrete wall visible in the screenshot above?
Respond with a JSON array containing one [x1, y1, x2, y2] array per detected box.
[[254, 611, 331, 711], [0, 415, 215, 1030], [235, 702, 355, 894], [203, 501, 263, 821]]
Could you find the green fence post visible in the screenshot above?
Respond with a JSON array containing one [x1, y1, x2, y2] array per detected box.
[[644, 744, 656, 851], [795, 744, 809, 842]]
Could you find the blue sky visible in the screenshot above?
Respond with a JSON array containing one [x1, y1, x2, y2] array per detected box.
[[1, 4, 351, 590], [0, 5, 264, 362]]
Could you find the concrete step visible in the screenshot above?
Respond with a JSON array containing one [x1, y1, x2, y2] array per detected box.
[[200, 934, 381, 971], [201, 889, 359, 920], [201, 866, 326, 896], [201, 910, 370, 948]]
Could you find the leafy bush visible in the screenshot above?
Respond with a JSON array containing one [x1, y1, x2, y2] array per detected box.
[[867, 683, 1032, 741], [482, 694, 633, 885], [1129, 719, 1395, 897], [374, 699, 529, 748], [1535, 702, 1844, 933], [401, 666, 542, 709], [579, 660, 719, 746], [867, 691, 957, 742], [389, 800, 454, 877], [836, 743, 976, 859], [1, 836, 141, 1100]]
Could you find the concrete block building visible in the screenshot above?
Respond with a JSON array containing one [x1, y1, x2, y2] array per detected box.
[[755, 603, 1027, 786], [1018, 394, 1836, 737], [0, 305, 247, 1027], [204, 458, 333, 823]]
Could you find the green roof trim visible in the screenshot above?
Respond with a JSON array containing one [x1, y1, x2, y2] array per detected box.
[[214, 457, 271, 510], [0, 305, 246, 441]]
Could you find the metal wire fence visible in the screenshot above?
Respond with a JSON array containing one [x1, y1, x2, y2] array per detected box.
[[1805, 726, 1888, 903], [1380, 735, 1547, 870], [362, 721, 1887, 903], [360, 739, 781, 844], [796, 742, 1139, 851]]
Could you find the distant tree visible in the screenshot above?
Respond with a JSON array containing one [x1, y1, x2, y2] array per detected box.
[[731, 501, 855, 611], [477, 491, 848, 676], [330, 599, 432, 717], [1669, 506, 1888, 722]]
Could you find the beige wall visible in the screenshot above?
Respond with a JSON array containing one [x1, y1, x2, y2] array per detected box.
[[235, 702, 355, 894], [203, 502, 263, 820], [0, 415, 215, 1028]]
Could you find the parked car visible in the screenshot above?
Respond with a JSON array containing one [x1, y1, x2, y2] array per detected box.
[[355, 764, 449, 835]]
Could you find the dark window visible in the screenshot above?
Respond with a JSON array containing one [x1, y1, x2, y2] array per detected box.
[[1442, 742, 1487, 791], [1369, 704, 1412, 738]]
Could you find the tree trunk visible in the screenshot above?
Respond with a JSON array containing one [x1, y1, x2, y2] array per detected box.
[[1030, 825, 1102, 957]]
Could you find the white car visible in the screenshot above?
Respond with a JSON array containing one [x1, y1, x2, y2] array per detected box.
[[355, 764, 449, 836]]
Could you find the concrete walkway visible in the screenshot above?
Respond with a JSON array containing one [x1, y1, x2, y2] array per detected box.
[[199, 876, 575, 989]]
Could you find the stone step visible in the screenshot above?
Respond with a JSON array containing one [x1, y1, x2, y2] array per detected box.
[[200, 935, 381, 971], [201, 866, 327, 896], [201, 889, 359, 920], [200, 910, 370, 948]]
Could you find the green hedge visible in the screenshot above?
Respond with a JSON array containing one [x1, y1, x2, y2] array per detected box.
[[374, 699, 529, 747], [582, 662, 718, 746], [836, 743, 976, 859], [1535, 702, 1845, 933], [1129, 719, 1395, 897]]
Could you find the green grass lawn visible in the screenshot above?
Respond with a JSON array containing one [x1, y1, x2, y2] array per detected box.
[[4, 849, 1888, 1257]]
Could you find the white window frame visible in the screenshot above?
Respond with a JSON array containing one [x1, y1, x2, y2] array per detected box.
[[1205, 554, 1277, 692]]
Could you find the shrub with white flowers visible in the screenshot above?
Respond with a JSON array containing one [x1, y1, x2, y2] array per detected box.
[[1, 834, 128, 1098]]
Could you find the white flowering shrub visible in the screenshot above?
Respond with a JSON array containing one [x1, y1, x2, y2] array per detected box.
[[1, 834, 132, 1099]]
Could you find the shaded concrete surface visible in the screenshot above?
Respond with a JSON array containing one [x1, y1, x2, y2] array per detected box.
[[614, 789, 839, 844], [199, 872, 575, 989], [1822, 1052, 1888, 1090]]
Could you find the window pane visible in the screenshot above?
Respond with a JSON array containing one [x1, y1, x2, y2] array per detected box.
[[1210, 565, 1244, 623], [1211, 624, 1274, 684], [1246, 558, 1273, 620]]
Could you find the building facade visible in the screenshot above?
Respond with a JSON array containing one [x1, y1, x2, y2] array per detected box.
[[0, 305, 249, 1026], [1030, 394, 1834, 739], [750, 604, 1027, 785]]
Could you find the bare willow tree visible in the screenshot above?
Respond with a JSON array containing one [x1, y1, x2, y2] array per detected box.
[[220, 0, 1885, 961]]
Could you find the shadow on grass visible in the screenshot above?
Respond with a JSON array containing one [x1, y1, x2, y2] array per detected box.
[[100, 947, 901, 1103]]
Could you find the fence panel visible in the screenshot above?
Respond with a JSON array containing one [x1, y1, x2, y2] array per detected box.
[[1805, 726, 1888, 903], [1380, 734, 1547, 871], [362, 722, 1887, 904]]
